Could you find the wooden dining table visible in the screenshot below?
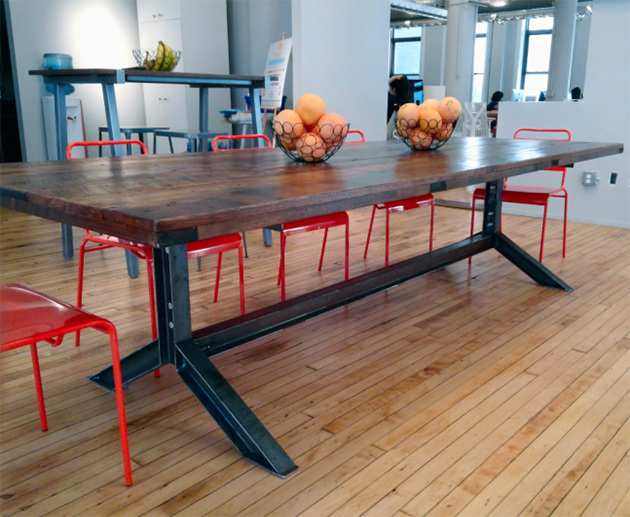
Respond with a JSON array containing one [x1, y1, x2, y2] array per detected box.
[[0, 136, 623, 478]]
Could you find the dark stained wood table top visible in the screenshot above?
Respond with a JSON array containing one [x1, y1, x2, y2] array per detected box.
[[0, 138, 623, 247]]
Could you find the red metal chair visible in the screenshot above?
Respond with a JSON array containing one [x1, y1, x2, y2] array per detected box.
[[0, 283, 133, 485], [68, 140, 246, 350], [469, 128, 571, 263], [212, 134, 350, 301], [363, 130, 434, 267]]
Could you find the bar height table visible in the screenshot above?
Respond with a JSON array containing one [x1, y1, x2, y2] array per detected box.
[[29, 69, 273, 273], [1, 137, 623, 477]]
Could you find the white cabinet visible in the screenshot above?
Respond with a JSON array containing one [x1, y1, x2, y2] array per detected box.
[[138, 12, 188, 153], [137, 0, 181, 24]]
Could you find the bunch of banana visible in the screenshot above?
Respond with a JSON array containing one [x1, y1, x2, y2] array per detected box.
[[148, 41, 177, 72]]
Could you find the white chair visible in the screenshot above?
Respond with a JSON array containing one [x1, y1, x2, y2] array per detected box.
[[453, 102, 492, 138]]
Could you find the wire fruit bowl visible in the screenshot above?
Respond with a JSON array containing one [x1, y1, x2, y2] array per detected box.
[[272, 121, 350, 163], [132, 48, 181, 71], [396, 116, 458, 151]]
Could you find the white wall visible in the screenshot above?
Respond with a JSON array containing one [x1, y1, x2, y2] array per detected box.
[[9, 0, 145, 161], [226, 0, 293, 111], [496, 1, 629, 229], [291, 0, 390, 142]]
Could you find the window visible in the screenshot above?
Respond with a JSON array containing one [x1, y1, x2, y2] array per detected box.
[[472, 22, 488, 102], [521, 17, 554, 97], [390, 27, 422, 76]]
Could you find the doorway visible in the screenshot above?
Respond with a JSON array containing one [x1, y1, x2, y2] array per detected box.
[[1, 0, 23, 163]]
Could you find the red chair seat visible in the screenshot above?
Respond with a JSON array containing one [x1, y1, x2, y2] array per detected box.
[[187, 233, 243, 257], [281, 212, 349, 235], [377, 194, 435, 211], [0, 283, 132, 485], [474, 185, 566, 206]]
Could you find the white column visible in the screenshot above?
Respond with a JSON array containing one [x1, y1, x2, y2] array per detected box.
[[546, 0, 578, 101], [444, 0, 478, 102], [500, 19, 525, 97], [481, 22, 494, 103]]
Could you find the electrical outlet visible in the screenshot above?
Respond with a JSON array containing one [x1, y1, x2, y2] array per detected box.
[[582, 172, 598, 186]]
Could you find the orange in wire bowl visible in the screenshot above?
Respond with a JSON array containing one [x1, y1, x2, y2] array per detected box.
[[273, 111, 350, 163]]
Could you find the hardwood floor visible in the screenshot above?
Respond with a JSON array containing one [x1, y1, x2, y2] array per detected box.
[[1, 202, 628, 517]]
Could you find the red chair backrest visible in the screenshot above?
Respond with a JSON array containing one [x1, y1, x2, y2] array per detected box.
[[510, 128, 572, 188], [66, 140, 148, 238], [346, 129, 366, 144], [212, 134, 272, 152], [66, 140, 149, 159]]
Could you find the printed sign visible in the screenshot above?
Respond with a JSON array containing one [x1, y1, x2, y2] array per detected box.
[[262, 38, 292, 109]]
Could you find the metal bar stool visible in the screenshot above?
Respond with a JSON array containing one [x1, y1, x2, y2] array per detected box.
[[153, 129, 226, 154], [0, 283, 133, 486], [97, 126, 169, 156]]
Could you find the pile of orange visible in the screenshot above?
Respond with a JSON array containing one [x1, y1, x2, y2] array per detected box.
[[396, 96, 461, 150], [273, 94, 348, 162]]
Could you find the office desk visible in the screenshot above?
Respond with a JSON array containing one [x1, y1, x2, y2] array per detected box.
[[0, 137, 623, 478], [29, 69, 270, 264]]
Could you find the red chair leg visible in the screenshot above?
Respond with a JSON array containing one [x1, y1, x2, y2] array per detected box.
[[76, 237, 89, 347], [539, 203, 549, 263], [214, 252, 223, 303], [29, 343, 48, 432], [562, 192, 568, 258], [280, 233, 287, 302], [429, 201, 434, 252], [469, 198, 477, 265], [385, 209, 391, 267], [318, 229, 329, 272], [344, 220, 349, 280], [364, 205, 378, 259], [105, 323, 133, 486], [238, 245, 245, 315]]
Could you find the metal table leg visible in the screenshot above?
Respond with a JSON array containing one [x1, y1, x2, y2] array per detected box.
[[481, 180, 571, 291]]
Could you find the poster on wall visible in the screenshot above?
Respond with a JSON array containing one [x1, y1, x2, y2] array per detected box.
[[261, 38, 292, 109]]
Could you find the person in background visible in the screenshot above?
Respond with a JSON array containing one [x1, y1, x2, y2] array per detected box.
[[387, 74, 412, 122], [487, 91, 503, 136], [487, 91, 504, 112], [386, 74, 413, 139]]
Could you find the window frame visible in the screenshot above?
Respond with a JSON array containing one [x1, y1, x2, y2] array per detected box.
[[390, 27, 422, 76], [520, 17, 554, 92]]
